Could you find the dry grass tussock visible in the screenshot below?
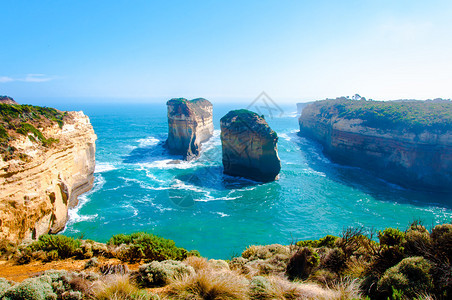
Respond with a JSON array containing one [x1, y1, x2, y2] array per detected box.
[[183, 256, 210, 272], [249, 275, 362, 300], [93, 274, 157, 300], [163, 269, 249, 300]]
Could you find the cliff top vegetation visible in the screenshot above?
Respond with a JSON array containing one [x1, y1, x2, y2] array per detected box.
[[221, 109, 278, 139], [0, 101, 66, 161], [311, 97, 452, 133]]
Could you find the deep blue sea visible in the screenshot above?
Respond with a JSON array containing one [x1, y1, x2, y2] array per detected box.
[[46, 101, 451, 259]]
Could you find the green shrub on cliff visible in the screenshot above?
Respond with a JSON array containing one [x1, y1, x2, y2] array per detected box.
[[1, 276, 56, 300], [378, 228, 405, 248], [296, 235, 338, 248], [28, 234, 82, 259], [107, 232, 189, 262], [377, 257, 433, 298], [286, 247, 319, 280], [137, 260, 195, 287]]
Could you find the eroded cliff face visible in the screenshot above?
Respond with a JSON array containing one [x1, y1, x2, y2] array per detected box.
[[299, 102, 452, 192], [221, 109, 281, 182], [166, 98, 213, 160], [0, 111, 96, 243]]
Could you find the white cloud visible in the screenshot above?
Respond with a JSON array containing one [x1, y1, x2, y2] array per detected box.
[[22, 74, 54, 82], [0, 74, 56, 83], [0, 76, 14, 83]]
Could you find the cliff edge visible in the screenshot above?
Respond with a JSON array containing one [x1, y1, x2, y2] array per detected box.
[[0, 101, 96, 243], [299, 98, 452, 192], [221, 109, 280, 182], [166, 98, 213, 160]]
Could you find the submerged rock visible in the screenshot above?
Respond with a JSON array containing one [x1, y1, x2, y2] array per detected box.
[[220, 109, 280, 182], [166, 98, 213, 160]]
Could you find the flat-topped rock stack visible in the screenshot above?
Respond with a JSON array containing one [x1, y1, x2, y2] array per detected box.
[[220, 109, 281, 182]]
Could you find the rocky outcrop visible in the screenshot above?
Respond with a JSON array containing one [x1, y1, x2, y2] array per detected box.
[[299, 100, 452, 192], [0, 96, 18, 105], [296, 102, 313, 115], [166, 98, 213, 160], [0, 111, 96, 243], [220, 109, 281, 182]]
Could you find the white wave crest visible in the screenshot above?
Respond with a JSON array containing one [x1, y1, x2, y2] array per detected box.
[[138, 159, 200, 170], [65, 174, 105, 227], [95, 162, 117, 173], [137, 136, 160, 148]]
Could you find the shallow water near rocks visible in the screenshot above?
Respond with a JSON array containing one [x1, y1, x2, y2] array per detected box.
[[52, 102, 452, 259]]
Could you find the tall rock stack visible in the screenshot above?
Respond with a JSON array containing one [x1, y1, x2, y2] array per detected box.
[[166, 98, 213, 160], [220, 109, 281, 182]]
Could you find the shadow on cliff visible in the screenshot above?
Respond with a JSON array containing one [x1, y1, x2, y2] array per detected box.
[[295, 133, 452, 210]]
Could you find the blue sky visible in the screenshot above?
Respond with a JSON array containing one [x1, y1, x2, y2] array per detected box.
[[1, 0, 452, 103]]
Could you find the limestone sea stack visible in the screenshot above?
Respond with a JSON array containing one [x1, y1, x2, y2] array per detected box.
[[0, 101, 96, 243], [220, 109, 281, 182], [166, 98, 213, 160], [299, 98, 452, 192]]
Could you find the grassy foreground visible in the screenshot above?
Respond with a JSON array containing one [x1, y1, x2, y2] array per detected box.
[[0, 221, 451, 299]]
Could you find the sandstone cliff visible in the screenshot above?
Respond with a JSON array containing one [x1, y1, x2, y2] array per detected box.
[[299, 99, 452, 192], [0, 96, 18, 105], [166, 98, 213, 160], [220, 109, 281, 182], [0, 105, 96, 243]]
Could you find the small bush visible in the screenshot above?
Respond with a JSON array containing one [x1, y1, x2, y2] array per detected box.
[[431, 224, 452, 260], [241, 244, 289, 261], [368, 246, 405, 276], [108, 232, 188, 262], [187, 250, 201, 257], [209, 259, 230, 271], [377, 256, 433, 298], [1, 276, 56, 300], [322, 248, 346, 273], [29, 235, 81, 259], [286, 247, 319, 280], [378, 228, 405, 247], [137, 260, 194, 287], [296, 235, 338, 248], [405, 227, 431, 256], [229, 257, 248, 272], [0, 278, 12, 298], [242, 245, 260, 259], [42, 270, 95, 299]]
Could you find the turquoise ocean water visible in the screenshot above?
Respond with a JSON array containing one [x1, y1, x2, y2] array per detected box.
[[48, 101, 451, 259]]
